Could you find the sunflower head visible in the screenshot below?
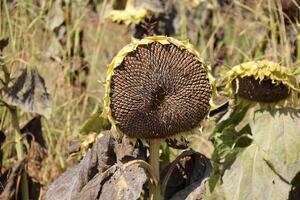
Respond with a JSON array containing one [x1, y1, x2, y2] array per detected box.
[[106, 0, 162, 25], [224, 60, 300, 106], [102, 36, 212, 139]]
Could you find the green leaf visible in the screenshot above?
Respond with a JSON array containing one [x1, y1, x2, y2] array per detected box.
[[222, 144, 291, 200], [214, 103, 250, 134], [209, 103, 253, 192], [222, 108, 300, 200], [1, 68, 51, 118], [209, 125, 250, 192], [250, 108, 300, 181], [80, 107, 111, 134]]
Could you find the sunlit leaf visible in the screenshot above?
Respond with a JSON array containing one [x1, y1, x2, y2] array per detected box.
[[1, 68, 51, 118], [250, 108, 300, 181], [222, 108, 300, 200], [222, 144, 291, 200]]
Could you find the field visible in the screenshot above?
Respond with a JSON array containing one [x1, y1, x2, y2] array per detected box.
[[0, 0, 300, 199]]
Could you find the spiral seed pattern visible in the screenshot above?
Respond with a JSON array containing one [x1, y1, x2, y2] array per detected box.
[[110, 42, 211, 138]]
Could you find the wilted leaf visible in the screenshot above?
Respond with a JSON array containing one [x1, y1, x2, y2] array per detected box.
[[68, 139, 81, 154], [0, 130, 6, 172], [27, 141, 47, 182], [0, 130, 5, 146], [21, 116, 45, 148], [1, 68, 51, 117], [99, 164, 147, 200], [24, 176, 42, 200], [161, 149, 211, 200], [0, 160, 24, 200], [250, 109, 300, 181], [80, 107, 110, 134], [222, 144, 291, 200], [46, 130, 148, 200], [166, 136, 189, 149], [0, 38, 9, 52]]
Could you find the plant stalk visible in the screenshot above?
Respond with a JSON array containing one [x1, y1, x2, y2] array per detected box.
[[10, 107, 29, 200], [149, 139, 161, 200]]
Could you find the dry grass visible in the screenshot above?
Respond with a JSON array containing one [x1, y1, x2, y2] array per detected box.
[[0, 0, 299, 199]]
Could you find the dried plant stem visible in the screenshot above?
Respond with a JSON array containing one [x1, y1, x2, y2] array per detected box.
[[149, 139, 161, 200], [10, 107, 29, 200]]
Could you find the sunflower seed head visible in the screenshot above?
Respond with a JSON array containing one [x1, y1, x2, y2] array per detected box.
[[110, 42, 211, 139], [233, 76, 290, 103]]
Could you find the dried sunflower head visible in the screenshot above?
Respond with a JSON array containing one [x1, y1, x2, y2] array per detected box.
[[102, 36, 212, 139], [106, 0, 163, 25], [224, 60, 300, 106]]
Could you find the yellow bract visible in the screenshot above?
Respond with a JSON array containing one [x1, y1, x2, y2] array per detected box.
[[101, 36, 212, 137], [224, 60, 300, 106]]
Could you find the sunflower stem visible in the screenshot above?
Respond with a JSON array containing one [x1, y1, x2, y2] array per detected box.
[[10, 107, 29, 200], [149, 139, 161, 200]]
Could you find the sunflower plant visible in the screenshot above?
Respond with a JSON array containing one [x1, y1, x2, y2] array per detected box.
[[102, 35, 213, 199], [209, 60, 300, 200]]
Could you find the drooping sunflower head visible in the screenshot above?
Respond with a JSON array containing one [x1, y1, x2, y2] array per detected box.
[[102, 36, 212, 139], [106, 0, 162, 25], [224, 60, 300, 105]]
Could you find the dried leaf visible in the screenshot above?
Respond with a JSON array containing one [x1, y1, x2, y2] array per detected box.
[[21, 116, 45, 148], [0, 160, 24, 200], [27, 141, 47, 182], [46, 130, 147, 200], [99, 165, 147, 200], [0, 38, 9, 52], [0, 130, 5, 172], [161, 149, 211, 200], [1, 68, 51, 118]]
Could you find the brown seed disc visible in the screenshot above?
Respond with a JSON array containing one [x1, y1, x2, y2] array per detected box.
[[232, 76, 290, 103], [110, 42, 211, 139]]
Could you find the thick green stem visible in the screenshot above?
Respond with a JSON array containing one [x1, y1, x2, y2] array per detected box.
[[10, 107, 29, 200], [149, 139, 161, 200]]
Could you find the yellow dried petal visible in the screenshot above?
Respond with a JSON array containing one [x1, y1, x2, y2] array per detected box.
[[224, 60, 300, 107]]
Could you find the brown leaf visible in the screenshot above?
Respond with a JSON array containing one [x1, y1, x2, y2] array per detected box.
[[21, 116, 45, 148], [0, 38, 9, 52], [46, 130, 148, 200], [27, 141, 47, 182], [0, 160, 24, 200], [161, 149, 212, 200]]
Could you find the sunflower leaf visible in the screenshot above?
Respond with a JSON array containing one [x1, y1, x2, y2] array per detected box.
[[250, 108, 300, 181], [222, 108, 300, 200], [1, 68, 51, 118], [222, 144, 291, 200]]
